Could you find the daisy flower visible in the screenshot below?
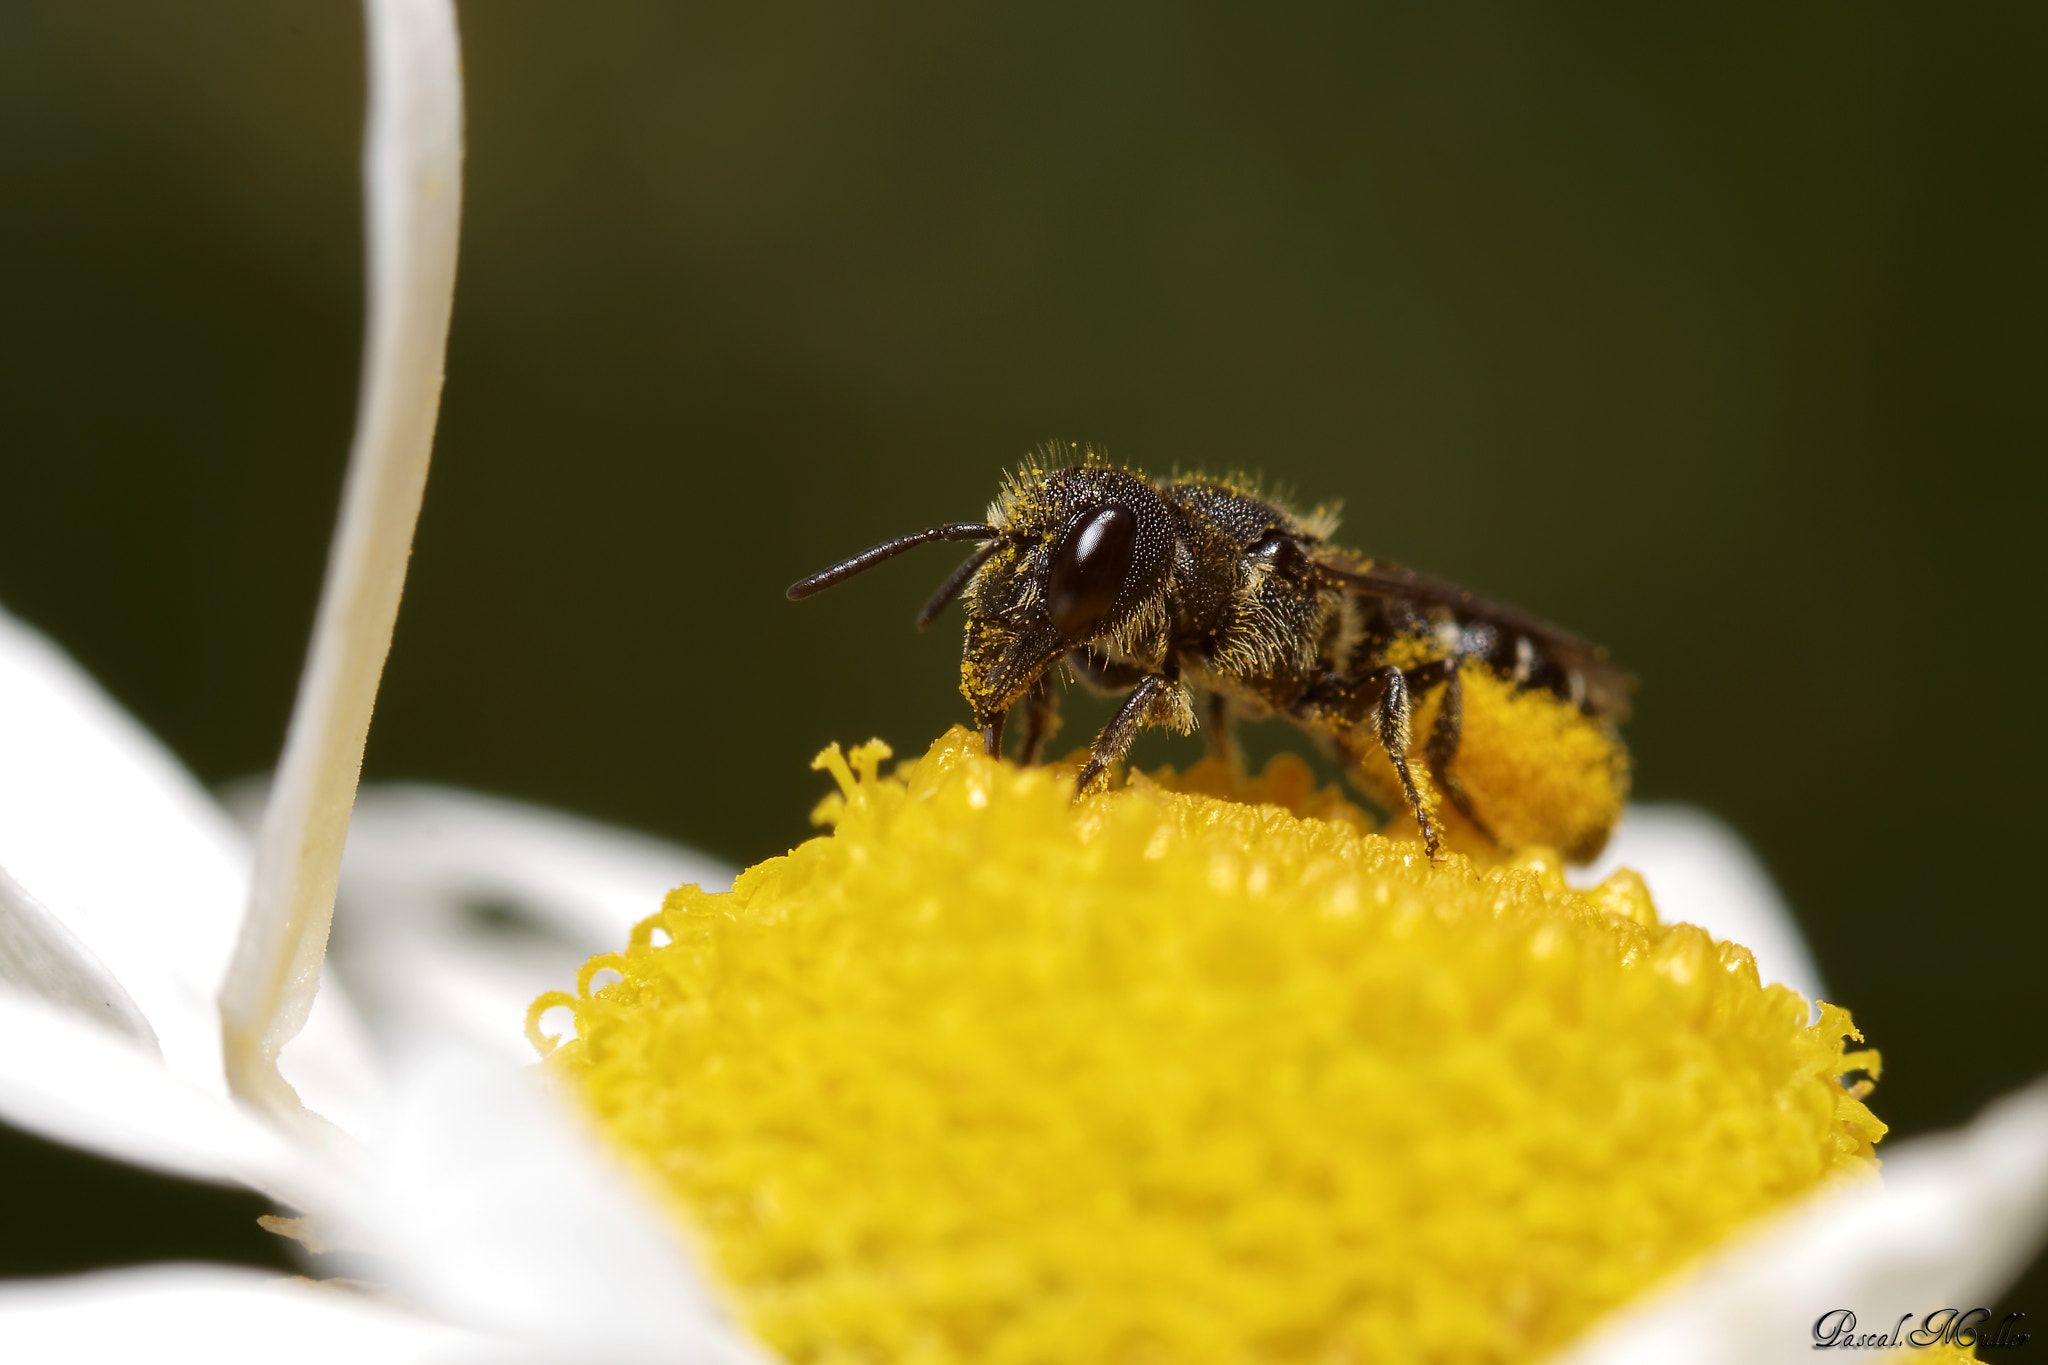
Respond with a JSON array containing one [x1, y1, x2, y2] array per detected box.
[[1, 3, 2044, 1362]]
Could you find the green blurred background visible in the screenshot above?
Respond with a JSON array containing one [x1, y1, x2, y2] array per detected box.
[[1, 0, 2042, 1300]]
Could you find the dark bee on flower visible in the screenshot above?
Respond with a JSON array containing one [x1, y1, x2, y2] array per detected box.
[[788, 448, 1631, 862]]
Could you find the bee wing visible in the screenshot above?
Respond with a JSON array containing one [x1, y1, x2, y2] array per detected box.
[[1312, 555, 1634, 718]]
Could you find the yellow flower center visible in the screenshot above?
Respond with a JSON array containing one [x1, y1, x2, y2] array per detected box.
[[532, 728, 1884, 1364]]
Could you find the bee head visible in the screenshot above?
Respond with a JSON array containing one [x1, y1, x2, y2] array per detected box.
[[784, 459, 1177, 728], [956, 466, 1174, 722]]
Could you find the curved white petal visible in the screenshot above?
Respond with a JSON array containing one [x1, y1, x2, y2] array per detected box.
[[0, 605, 248, 1094], [323, 783, 730, 1061], [1581, 802, 1826, 1002], [0, 986, 325, 1204], [343, 1044, 771, 1365], [0, 860, 156, 1048], [0, 1265, 481, 1365], [221, 0, 464, 1121], [1556, 1075, 2048, 1365]]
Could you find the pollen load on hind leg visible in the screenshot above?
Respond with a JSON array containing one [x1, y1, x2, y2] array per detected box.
[[1346, 658, 1629, 864]]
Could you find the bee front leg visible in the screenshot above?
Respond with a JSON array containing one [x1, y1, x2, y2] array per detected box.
[[1067, 646, 1149, 693], [1204, 691, 1241, 772], [1367, 665, 1444, 860], [1074, 673, 1195, 795], [1016, 673, 1062, 765]]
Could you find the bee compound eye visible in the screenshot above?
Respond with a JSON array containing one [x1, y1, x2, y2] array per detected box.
[[1046, 504, 1139, 639]]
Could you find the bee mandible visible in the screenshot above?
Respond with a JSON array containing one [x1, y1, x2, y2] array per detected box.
[[788, 452, 1631, 862]]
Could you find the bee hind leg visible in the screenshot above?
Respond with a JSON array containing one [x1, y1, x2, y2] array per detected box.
[[1075, 673, 1194, 795], [1419, 665, 1499, 848], [1367, 665, 1445, 860]]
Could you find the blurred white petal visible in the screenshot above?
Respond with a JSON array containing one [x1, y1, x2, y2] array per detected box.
[[0, 1265, 480, 1365], [343, 1044, 768, 1365], [1582, 802, 1826, 1002], [0, 605, 249, 1094], [343, 783, 733, 945], [320, 783, 729, 1061], [0, 986, 322, 1203], [0, 860, 157, 1048], [278, 965, 386, 1141], [1557, 1076, 2048, 1365], [221, 0, 464, 1118]]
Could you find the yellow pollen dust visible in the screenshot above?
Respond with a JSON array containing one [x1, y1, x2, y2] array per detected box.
[[532, 728, 1884, 1365]]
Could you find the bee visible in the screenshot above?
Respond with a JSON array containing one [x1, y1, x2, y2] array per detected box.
[[787, 452, 1631, 862]]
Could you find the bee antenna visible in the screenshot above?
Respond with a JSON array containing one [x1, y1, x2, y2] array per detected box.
[[915, 538, 1004, 629], [786, 524, 999, 601]]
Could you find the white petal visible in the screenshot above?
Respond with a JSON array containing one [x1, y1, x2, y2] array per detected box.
[[0, 605, 248, 1094], [0, 1265, 481, 1365], [220, 0, 464, 1118], [278, 964, 387, 1141], [0, 611, 385, 1143], [0, 985, 325, 1204], [343, 783, 734, 945], [0, 859, 156, 1048], [327, 783, 730, 1061], [1556, 1076, 2048, 1365], [1581, 802, 1826, 1002], [343, 1044, 771, 1365]]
